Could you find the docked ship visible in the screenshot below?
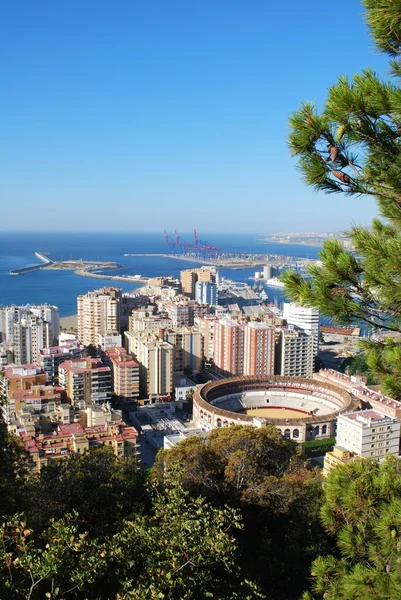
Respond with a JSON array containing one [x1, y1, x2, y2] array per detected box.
[[264, 277, 285, 288]]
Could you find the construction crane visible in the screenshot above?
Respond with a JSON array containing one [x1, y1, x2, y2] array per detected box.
[[163, 229, 220, 260]]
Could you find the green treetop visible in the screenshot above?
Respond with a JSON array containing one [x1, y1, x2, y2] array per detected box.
[[303, 457, 401, 600], [283, 0, 401, 397]]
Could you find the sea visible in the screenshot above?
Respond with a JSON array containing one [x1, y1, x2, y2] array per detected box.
[[0, 232, 321, 316]]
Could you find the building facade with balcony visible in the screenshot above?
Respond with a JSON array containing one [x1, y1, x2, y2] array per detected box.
[[58, 358, 111, 408]]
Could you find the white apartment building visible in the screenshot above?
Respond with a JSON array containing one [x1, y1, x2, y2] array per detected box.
[[283, 302, 320, 355], [278, 328, 314, 378], [12, 317, 50, 365], [77, 287, 121, 346], [98, 331, 122, 351], [29, 305, 60, 344], [0, 304, 59, 345], [195, 281, 218, 306], [336, 410, 400, 459], [129, 311, 172, 334]]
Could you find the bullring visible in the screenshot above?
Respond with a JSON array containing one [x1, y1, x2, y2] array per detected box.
[[193, 375, 358, 442]]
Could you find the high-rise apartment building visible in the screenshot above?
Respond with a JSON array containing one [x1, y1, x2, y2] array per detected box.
[[180, 268, 216, 299], [213, 319, 275, 377], [195, 281, 217, 306], [77, 287, 121, 346], [129, 310, 172, 334], [195, 316, 218, 361], [164, 327, 204, 372], [58, 358, 112, 408], [29, 305, 60, 344], [124, 331, 173, 400], [277, 329, 314, 378], [214, 318, 244, 375], [164, 298, 208, 327], [243, 322, 275, 377], [104, 347, 140, 400], [0, 304, 59, 345], [324, 409, 401, 476], [283, 302, 320, 355], [0, 305, 60, 364]]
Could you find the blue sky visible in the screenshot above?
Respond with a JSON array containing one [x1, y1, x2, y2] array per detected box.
[[0, 0, 389, 233]]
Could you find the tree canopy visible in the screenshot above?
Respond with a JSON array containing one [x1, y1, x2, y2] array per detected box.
[[152, 425, 326, 600], [283, 0, 401, 397], [303, 458, 401, 600]]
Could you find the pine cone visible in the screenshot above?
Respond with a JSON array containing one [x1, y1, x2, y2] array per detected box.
[[336, 124, 347, 141], [330, 145, 339, 161], [332, 170, 351, 184]]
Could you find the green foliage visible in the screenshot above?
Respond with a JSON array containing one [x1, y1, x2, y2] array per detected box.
[[341, 354, 377, 385], [111, 475, 264, 600], [303, 458, 401, 600], [84, 343, 98, 358], [302, 437, 336, 457], [152, 426, 326, 600], [285, 0, 401, 398], [23, 446, 145, 536], [0, 419, 29, 519], [0, 477, 263, 600]]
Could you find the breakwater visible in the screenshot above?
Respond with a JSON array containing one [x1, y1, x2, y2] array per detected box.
[[75, 269, 149, 284], [10, 264, 45, 275], [10, 250, 54, 275]]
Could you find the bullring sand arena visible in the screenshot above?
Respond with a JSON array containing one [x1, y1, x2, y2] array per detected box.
[[193, 375, 358, 442]]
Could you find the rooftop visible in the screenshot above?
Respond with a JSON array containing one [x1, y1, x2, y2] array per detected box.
[[342, 409, 395, 424]]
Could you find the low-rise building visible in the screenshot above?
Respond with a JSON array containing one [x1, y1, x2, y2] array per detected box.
[[98, 331, 122, 351], [317, 369, 401, 420], [0, 364, 47, 400], [323, 445, 357, 477], [323, 409, 400, 476], [3, 384, 68, 432], [336, 409, 400, 459], [21, 420, 139, 472]]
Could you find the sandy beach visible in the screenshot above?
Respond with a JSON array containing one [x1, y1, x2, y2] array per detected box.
[[60, 314, 77, 330]]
